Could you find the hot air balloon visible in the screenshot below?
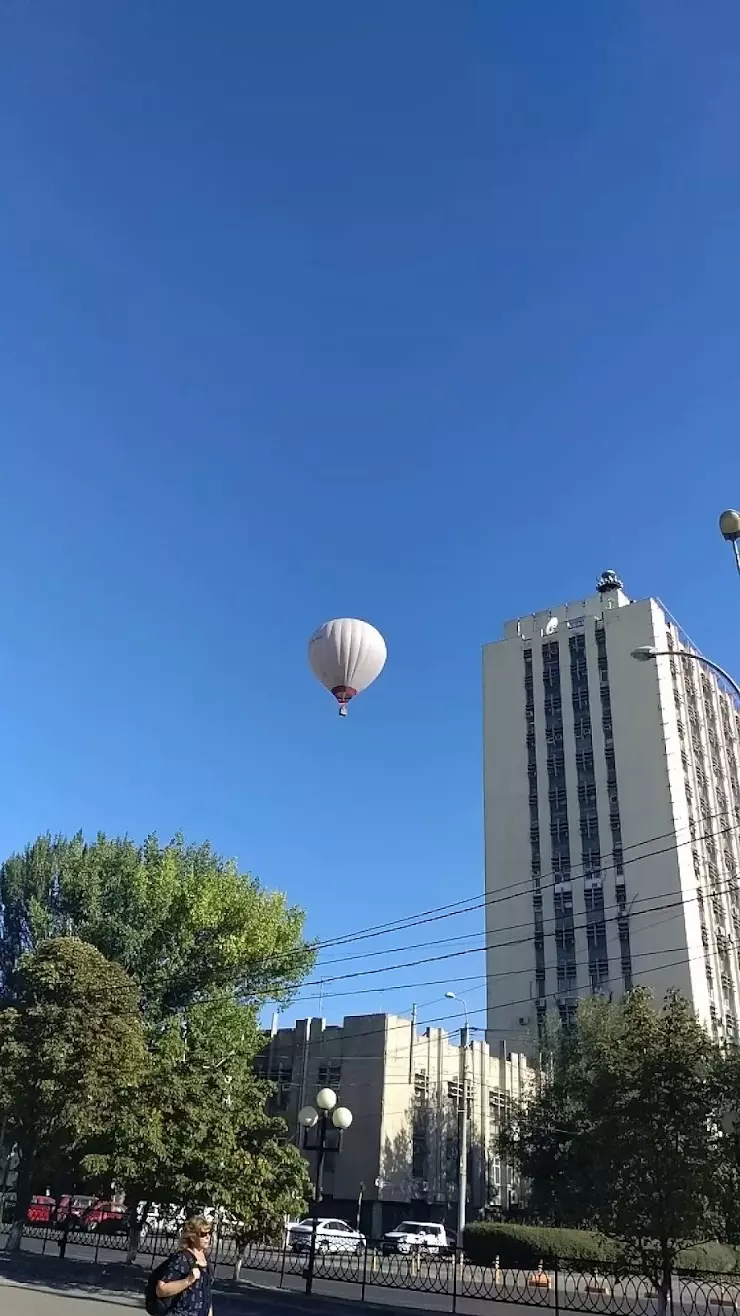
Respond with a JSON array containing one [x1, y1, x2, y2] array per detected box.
[[308, 618, 387, 717]]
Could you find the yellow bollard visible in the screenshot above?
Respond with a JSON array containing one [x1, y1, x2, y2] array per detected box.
[[495, 1254, 502, 1284], [528, 1259, 550, 1290], [372, 1249, 378, 1274]]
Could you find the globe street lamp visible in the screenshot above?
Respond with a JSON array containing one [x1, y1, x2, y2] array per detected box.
[[719, 510, 740, 579], [631, 645, 740, 705], [298, 1088, 353, 1295], [445, 991, 471, 1241]]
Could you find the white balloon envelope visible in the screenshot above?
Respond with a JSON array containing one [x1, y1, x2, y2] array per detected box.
[[308, 618, 387, 717]]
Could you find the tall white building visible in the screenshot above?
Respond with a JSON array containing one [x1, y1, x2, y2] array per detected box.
[[483, 572, 740, 1052]]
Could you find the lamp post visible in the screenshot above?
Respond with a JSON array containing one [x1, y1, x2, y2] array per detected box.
[[719, 510, 740, 579], [445, 992, 470, 1243], [631, 645, 740, 704], [298, 1088, 353, 1296]]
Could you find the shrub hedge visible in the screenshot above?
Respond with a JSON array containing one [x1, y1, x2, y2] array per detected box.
[[462, 1224, 740, 1274], [463, 1223, 618, 1268]]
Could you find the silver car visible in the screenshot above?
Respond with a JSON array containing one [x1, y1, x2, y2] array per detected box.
[[289, 1218, 365, 1255]]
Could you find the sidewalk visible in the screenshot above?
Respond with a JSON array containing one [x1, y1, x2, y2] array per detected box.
[[0, 1252, 420, 1316]]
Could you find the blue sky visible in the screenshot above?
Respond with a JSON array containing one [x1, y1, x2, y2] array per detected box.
[[2, 1, 740, 1037]]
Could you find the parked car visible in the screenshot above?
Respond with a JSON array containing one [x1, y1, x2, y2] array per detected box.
[[381, 1221, 453, 1256], [24, 1194, 121, 1232], [288, 1218, 365, 1255], [144, 1205, 186, 1235], [83, 1201, 128, 1233], [57, 1196, 96, 1227], [26, 1196, 57, 1224]]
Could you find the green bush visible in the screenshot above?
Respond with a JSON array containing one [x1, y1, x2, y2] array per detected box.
[[676, 1243, 740, 1274], [463, 1223, 619, 1268], [463, 1224, 740, 1275]]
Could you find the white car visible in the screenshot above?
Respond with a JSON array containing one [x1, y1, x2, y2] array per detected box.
[[382, 1221, 452, 1255], [288, 1218, 365, 1255]]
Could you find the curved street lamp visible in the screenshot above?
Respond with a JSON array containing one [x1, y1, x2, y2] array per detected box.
[[631, 645, 740, 705], [719, 510, 740, 579], [445, 991, 471, 1240], [298, 1088, 353, 1295]]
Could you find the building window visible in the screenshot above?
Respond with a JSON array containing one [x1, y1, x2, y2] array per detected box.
[[318, 1061, 341, 1090], [585, 886, 605, 913], [412, 1134, 426, 1179], [489, 1090, 509, 1126], [267, 1063, 293, 1111], [447, 1078, 462, 1108], [414, 1071, 429, 1101]]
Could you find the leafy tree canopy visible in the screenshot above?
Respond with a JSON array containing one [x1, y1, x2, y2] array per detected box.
[[502, 989, 728, 1306], [0, 832, 314, 1015], [0, 938, 148, 1200], [0, 832, 315, 1244], [84, 994, 309, 1243]]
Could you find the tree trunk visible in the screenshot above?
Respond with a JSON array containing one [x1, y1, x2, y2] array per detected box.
[[233, 1253, 243, 1281], [655, 1254, 673, 1316], [4, 1149, 32, 1253], [126, 1200, 149, 1265]]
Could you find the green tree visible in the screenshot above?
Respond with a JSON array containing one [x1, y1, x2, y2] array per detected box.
[[713, 1047, 740, 1248], [503, 990, 727, 1313], [83, 996, 309, 1255], [0, 832, 315, 1251], [499, 1021, 592, 1227], [0, 938, 148, 1249], [0, 832, 314, 1014]]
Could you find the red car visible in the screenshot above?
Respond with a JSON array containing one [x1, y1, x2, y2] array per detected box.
[[82, 1200, 127, 1232], [26, 1195, 95, 1227], [26, 1196, 56, 1224]]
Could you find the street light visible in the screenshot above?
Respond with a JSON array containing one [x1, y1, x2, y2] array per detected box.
[[631, 645, 740, 704], [297, 1088, 353, 1295], [719, 510, 740, 579], [445, 992, 470, 1241]]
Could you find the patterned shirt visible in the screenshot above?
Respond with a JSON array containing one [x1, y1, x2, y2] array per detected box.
[[161, 1250, 213, 1316]]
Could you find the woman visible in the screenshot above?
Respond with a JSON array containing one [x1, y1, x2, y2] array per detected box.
[[156, 1215, 214, 1316]]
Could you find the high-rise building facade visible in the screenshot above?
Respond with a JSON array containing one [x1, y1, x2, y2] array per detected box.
[[483, 573, 740, 1051]]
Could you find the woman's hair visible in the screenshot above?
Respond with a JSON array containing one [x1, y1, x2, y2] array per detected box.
[[180, 1215, 211, 1249]]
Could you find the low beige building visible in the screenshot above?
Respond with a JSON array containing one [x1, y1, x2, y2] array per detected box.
[[256, 1012, 530, 1239]]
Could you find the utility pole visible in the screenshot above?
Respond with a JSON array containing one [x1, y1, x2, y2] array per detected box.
[[408, 1004, 417, 1084], [457, 1021, 469, 1240], [445, 991, 471, 1244]]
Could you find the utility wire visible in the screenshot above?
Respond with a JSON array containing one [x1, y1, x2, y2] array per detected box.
[[310, 806, 740, 955], [289, 888, 728, 1002], [283, 817, 740, 993], [263, 942, 720, 1079], [264, 804, 740, 979]]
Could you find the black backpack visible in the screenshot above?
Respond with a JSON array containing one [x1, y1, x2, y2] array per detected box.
[[145, 1255, 185, 1316]]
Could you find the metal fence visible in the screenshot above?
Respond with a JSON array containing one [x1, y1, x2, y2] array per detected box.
[[3, 1220, 740, 1316]]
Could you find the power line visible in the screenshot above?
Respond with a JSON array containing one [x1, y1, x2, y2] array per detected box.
[[263, 942, 720, 1082], [309, 805, 740, 956], [268, 804, 740, 985], [285, 817, 740, 993], [293, 920, 687, 1004], [287, 887, 722, 1003]]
